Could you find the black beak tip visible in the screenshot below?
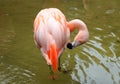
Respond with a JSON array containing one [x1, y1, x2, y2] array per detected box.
[[67, 43, 73, 49]]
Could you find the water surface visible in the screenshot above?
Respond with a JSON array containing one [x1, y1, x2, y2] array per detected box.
[[0, 0, 120, 84]]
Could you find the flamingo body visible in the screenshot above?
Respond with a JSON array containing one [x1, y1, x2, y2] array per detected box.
[[34, 8, 89, 72], [34, 8, 70, 71]]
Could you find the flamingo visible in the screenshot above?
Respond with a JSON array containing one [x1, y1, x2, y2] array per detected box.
[[34, 8, 89, 78]]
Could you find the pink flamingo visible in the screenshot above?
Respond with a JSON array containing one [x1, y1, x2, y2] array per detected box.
[[34, 8, 89, 78]]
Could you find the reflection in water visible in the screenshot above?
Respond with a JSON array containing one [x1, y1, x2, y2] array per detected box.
[[0, 0, 120, 83], [82, 0, 88, 10], [0, 59, 36, 84], [70, 27, 120, 84]]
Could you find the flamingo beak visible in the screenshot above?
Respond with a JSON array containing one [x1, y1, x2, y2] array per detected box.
[[67, 43, 73, 49], [67, 42, 81, 49]]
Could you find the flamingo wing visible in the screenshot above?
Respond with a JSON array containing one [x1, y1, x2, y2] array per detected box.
[[34, 8, 70, 71]]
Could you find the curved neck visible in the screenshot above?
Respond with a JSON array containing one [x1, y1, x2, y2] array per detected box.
[[67, 19, 89, 48], [67, 19, 88, 32]]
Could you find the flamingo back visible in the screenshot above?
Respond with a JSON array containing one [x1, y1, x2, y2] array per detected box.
[[34, 8, 70, 58]]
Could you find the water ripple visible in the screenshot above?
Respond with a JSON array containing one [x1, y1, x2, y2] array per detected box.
[[70, 30, 120, 84], [0, 62, 36, 84], [71, 53, 120, 84]]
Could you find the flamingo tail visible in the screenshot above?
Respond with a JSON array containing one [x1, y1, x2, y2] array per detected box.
[[47, 44, 59, 72]]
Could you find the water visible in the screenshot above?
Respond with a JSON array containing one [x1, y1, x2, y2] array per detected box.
[[0, 0, 120, 84]]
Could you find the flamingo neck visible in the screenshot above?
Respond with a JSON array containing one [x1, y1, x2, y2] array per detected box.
[[67, 19, 88, 32], [67, 19, 89, 49]]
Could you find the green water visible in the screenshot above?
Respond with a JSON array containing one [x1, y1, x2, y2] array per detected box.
[[0, 0, 120, 84]]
